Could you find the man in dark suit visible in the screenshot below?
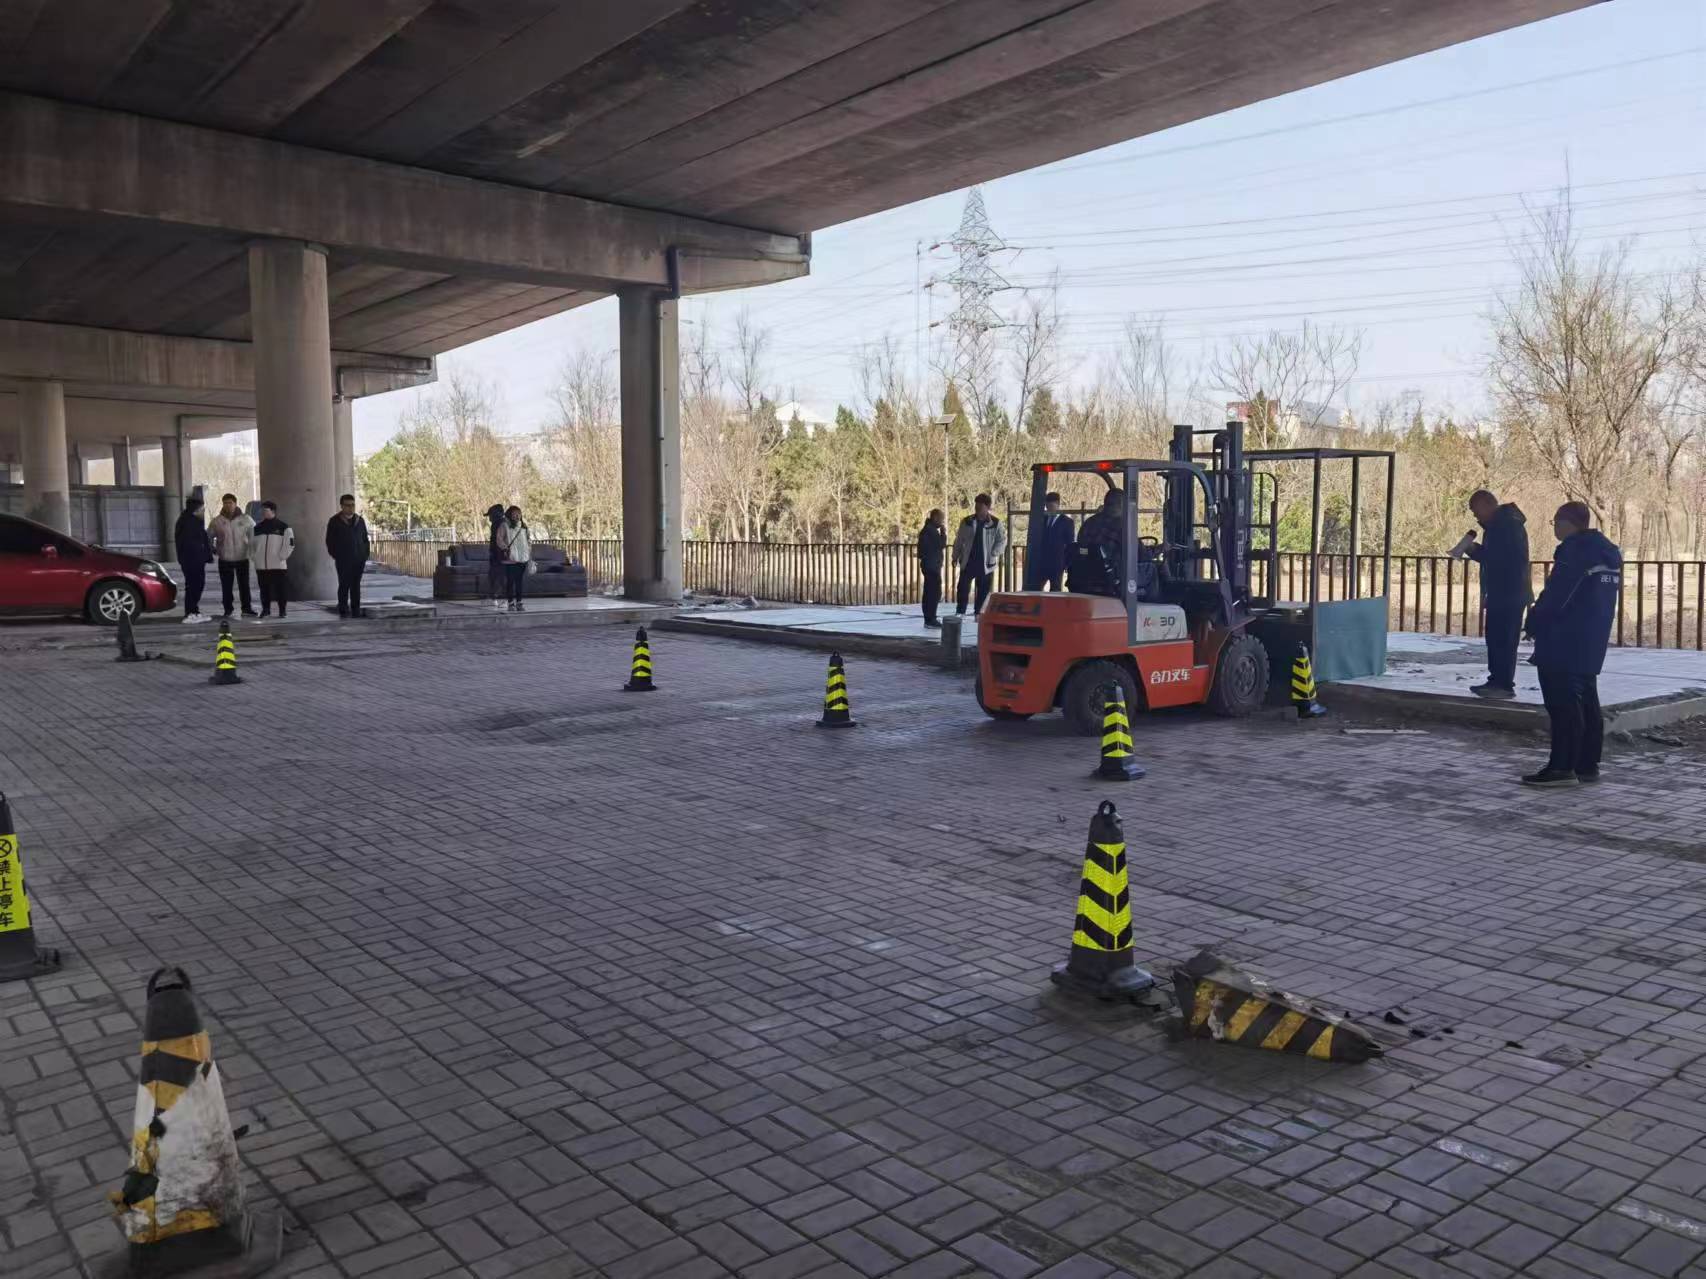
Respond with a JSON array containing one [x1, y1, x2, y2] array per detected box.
[[1038, 492, 1075, 590], [917, 508, 947, 628]]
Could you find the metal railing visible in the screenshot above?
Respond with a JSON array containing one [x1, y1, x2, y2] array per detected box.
[[370, 538, 1706, 651]]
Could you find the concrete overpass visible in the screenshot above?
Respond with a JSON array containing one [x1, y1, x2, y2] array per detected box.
[[0, 0, 1600, 599]]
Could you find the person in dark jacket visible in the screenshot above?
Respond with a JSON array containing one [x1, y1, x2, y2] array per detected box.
[[173, 495, 214, 623], [1068, 489, 1124, 597], [485, 503, 506, 610], [324, 494, 371, 619], [1450, 490, 1531, 699], [1038, 492, 1075, 591], [1520, 501, 1622, 787], [917, 509, 947, 628]]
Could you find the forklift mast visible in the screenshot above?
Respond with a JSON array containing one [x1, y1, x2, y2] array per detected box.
[[1168, 422, 1252, 605]]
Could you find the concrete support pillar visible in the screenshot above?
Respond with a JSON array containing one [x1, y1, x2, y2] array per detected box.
[[19, 380, 70, 533], [332, 396, 355, 503], [618, 288, 681, 600], [159, 433, 186, 561], [250, 240, 337, 602], [113, 441, 134, 487]]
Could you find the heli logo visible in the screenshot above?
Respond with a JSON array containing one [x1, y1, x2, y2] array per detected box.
[[990, 599, 1042, 617], [1149, 668, 1191, 686]]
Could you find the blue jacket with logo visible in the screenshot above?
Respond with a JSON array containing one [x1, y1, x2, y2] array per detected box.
[[1525, 529, 1622, 675]]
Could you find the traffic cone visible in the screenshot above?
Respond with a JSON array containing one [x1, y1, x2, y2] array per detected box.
[[815, 652, 857, 728], [623, 627, 656, 692], [115, 612, 146, 662], [1051, 802, 1155, 1000], [109, 966, 282, 1275], [209, 620, 241, 686], [0, 793, 62, 984], [1096, 685, 1144, 781], [1172, 949, 1381, 1063], [1291, 643, 1325, 719]]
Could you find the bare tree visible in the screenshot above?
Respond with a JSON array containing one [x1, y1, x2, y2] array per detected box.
[[1011, 276, 1062, 434], [1489, 193, 1696, 532], [1212, 320, 1363, 447], [546, 347, 621, 537]]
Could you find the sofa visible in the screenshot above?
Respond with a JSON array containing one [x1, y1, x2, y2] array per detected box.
[[432, 543, 589, 599]]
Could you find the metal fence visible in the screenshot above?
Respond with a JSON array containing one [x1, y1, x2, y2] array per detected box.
[[371, 538, 1706, 651]]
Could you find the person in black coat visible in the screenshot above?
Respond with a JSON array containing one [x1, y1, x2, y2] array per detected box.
[[1038, 492, 1076, 591], [172, 495, 214, 623], [1520, 501, 1622, 788], [324, 494, 372, 619], [917, 508, 947, 628], [1451, 490, 1531, 699]]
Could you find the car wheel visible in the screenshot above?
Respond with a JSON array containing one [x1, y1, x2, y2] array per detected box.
[[1208, 631, 1269, 717], [1061, 659, 1139, 736], [86, 580, 142, 626], [975, 673, 1031, 721]]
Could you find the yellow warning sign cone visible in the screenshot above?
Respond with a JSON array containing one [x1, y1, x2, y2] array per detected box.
[[623, 627, 656, 692], [1172, 949, 1381, 1063], [209, 620, 241, 686], [0, 793, 62, 984], [1291, 643, 1325, 719], [816, 651, 857, 728], [109, 967, 281, 1275], [1096, 685, 1144, 781], [1051, 802, 1155, 1000]]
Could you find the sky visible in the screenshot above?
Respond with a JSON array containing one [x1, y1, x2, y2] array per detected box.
[[350, 0, 1706, 455]]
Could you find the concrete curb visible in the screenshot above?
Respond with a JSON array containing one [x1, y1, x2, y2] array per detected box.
[[658, 615, 967, 668], [1328, 680, 1706, 733]]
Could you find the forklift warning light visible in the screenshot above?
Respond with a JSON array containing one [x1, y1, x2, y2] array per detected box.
[[1040, 464, 1053, 473], [1095, 460, 1114, 471]]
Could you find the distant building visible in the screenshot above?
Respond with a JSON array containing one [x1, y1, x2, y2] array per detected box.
[[1225, 399, 1346, 443], [773, 401, 835, 438]]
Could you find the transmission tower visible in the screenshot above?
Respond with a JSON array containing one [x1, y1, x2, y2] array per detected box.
[[941, 187, 1010, 408]]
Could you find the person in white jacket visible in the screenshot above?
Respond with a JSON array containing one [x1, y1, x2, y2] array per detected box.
[[209, 493, 257, 619], [495, 505, 532, 612], [249, 502, 296, 620]]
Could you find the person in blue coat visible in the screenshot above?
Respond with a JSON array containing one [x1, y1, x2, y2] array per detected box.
[[1037, 492, 1076, 591], [1521, 501, 1622, 787], [1451, 489, 1531, 699]]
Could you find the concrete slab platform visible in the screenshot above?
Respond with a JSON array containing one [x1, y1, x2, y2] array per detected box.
[[667, 607, 1706, 731]]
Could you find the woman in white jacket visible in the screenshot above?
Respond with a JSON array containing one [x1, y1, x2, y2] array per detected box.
[[495, 505, 532, 612], [249, 502, 296, 619]]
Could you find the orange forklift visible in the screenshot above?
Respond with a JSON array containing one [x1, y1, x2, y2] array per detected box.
[[975, 421, 1395, 732]]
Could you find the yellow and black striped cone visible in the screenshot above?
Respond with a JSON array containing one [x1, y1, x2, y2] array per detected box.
[[1096, 684, 1144, 781], [1172, 949, 1381, 1063], [208, 620, 241, 686], [816, 651, 857, 728], [623, 627, 656, 692], [1291, 643, 1325, 719], [109, 966, 281, 1275], [1050, 802, 1155, 1000], [0, 793, 62, 984]]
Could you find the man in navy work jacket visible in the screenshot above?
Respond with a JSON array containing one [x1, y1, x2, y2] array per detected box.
[[1450, 489, 1531, 699], [1520, 501, 1621, 788], [1037, 492, 1076, 591]]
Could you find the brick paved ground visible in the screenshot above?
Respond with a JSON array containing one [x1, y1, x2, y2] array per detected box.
[[3, 624, 1706, 1279]]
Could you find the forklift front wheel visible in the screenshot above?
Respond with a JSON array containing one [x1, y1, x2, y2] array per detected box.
[[976, 673, 1031, 721], [1207, 631, 1270, 718], [1061, 660, 1139, 736]]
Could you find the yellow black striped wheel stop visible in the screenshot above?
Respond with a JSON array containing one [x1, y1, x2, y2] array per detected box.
[[1171, 949, 1380, 1063]]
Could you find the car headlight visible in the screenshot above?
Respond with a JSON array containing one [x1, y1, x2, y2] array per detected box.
[[139, 562, 171, 582]]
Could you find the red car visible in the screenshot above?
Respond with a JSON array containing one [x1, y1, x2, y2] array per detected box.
[[0, 513, 178, 624]]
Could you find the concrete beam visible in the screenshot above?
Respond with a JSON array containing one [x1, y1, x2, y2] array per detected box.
[[0, 318, 433, 400], [0, 93, 810, 294]]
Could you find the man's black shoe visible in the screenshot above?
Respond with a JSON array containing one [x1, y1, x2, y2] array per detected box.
[[1521, 768, 1579, 788], [1471, 682, 1516, 700], [241, 609, 259, 618], [924, 619, 942, 629], [1576, 769, 1602, 784]]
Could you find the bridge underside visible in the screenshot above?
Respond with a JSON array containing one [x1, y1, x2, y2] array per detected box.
[[0, 0, 1599, 597]]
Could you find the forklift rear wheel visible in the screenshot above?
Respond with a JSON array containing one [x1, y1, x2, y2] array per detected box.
[[1061, 660, 1139, 736], [976, 674, 1031, 721], [1207, 632, 1269, 717]]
